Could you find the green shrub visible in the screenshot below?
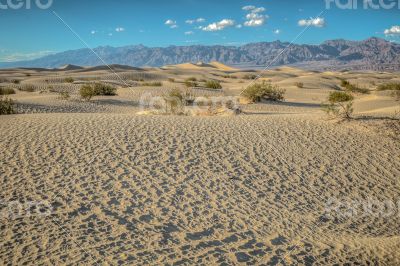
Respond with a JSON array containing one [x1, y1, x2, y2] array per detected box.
[[204, 80, 222, 90], [377, 83, 400, 91], [322, 91, 354, 119], [184, 80, 198, 88], [93, 83, 117, 96], [58, 91, 70, 100], [64, 77, 74, 83], [79, 85, 95, 101], [242, 81, 285, 102], [163, 88, 184, 114], [0, 87, 16, 95], [0, 96, 15, 115], [295, 82, 304, 88]]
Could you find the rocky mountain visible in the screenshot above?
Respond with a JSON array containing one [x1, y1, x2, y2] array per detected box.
[[1, 37, 399, 71]]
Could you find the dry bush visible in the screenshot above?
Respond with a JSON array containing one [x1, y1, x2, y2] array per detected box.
[[184, 79, 198, 88], [18, 84, 35, 92], [204, 80, 222, 90], [0, 96, 15, 115], [295, 82, 304, 88], [141, 81, 162, 87], [340, 79, 369, 94], [377, 83, 400, 91], [162, 88, 185, 114], [64, 77, 74, 83], [58, 91, 70, 100], [168, 78, 175, 83], [80, 85, 95, 101], [322, 91, 354, 119], [242, 81, 285, 102], [243, 74, 257, 80], [93, 83, 117, 96], [0, 87, 16, 95]]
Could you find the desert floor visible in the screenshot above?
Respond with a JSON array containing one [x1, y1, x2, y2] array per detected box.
[[1, 63, 400, 265]]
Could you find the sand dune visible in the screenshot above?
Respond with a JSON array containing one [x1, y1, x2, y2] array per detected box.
[[1, 65, 399, 265]]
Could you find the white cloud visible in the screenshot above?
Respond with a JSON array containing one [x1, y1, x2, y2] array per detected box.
[[384, 25, 400, 36], [186, 18, 205, 24], [185, 31, 194, 35], [236, 24, 242, 29], [115, 27, 125, 32], [274, 29, 281, 34], [0, 50, 55, 62], [242, 5, 255, 11], [243, 6, 268, 27], [108, 33, 113, 36], [200, 19, 235, 31], [298, 17, 326, 27], [165, 19, 178, 28], [91, 30, 97, 35]]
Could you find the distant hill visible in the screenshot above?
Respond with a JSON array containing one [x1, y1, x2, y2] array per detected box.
[[1, 37, 399, 71]]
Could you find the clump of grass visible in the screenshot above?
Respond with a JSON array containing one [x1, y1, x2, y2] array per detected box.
[[12, 79, 20, 84], [242, 81, 285, 102], [243, 74, 258, 80], [0, 96, 15, 115], [322, 91, 354, 119], [162, 88, 185, 115], [204, 80, 222, 90], [168, 78, 175, 83], [64, 77, 74, 83], [295, 82, 304, 88], [392, 90, 400, 101], [376, 83, 400, 91], [340, 79, 369, 94], [58, 91, 70, 100], [141, 81, 162, 87], [186, 77, 197, 82], [18, 84, 35, 92], [0, 87, 16, 95], [184, 79, 198, 88]]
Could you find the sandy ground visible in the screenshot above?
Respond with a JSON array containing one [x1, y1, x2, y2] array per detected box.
[[1, 65, 400, 265]]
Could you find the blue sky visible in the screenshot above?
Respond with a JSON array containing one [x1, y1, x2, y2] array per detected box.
[[0, 0, 399, 62]]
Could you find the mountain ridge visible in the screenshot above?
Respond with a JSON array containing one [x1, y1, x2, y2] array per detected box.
[[1, 37, 399, 71]]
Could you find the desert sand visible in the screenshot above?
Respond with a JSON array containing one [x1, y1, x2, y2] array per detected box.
[[0, 63, 399, 265]]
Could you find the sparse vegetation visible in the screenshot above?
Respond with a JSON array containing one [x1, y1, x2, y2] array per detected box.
[[243, 74, 258, 80], [18, 84, 35, 92], [204, 80, 222, 90], [242, 81, 285, 102], [184, 79, 198, 88], [141, 81, 162, 87], [186, 77, 197, 82], [322, 91, 354, 119], [392, 90, 400, 101], [376, 83, 400, 91], [0, 87, 16, 95], [163, 88, 185, 114], [58, 91, 70, 100], [93, 83, 117, 96], [0, 96, 15, 115], [64, 77, 74, 83], [295, 82, 304, 88], [12, 79, 20, 84], [340, 79, 369, 94], [168, 78, 175, 83], [79, 84, 96, 101]]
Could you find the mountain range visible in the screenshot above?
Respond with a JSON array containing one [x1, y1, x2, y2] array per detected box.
[[1, 37, 399, 71]]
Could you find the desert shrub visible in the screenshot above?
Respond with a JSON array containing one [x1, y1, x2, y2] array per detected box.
[[58, 91, 70, 100], [322, 91, 354, 119], [64, 77, 74, 83], [0, 96, 15, 115], [340, 79, 369, 94], [0, 87, 16, 95], [18, 84, 35, 92], [186, 77, 197, 82], [25, 73, 31, 77], [377, 83, 400, 91], [168, 78, 175, 83], [12, 79, 20, 84], [141, 81, 162, 87], [184, 80, 198, 88], [242, 81, 285, 102], [243, 74, 257, 80], [93, 83, 117, 96], [79, 85, 95, 101], [392, 90, 400, 101], [295, 82, 304, 88], [204, 80, 222, 90]]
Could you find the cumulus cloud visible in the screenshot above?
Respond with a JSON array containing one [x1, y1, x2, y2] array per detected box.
[[298, 17, 326, 27], [115, 27, 125, 32], [384, 25, 400, 36], [165, 19, 178, 28], [186, 18, 205, 24], [0, 50, 55, 62], [200, 19, 235, 31], [243, 6, 268, 27]]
